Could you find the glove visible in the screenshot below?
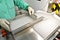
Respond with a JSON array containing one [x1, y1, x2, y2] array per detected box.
[[0, 19, 10, 32], [28, 7, 34, 15]]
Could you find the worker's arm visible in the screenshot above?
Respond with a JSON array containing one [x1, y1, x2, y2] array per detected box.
[[14, 0, 34, 15], [14, 0, 29, 10]]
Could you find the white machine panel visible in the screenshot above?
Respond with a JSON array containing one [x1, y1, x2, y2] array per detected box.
[[33, 11, 60, 40], [25, 0, 50, 12]]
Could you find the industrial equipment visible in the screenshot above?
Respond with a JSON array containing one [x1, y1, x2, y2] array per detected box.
[[1, 0, 60, 40], [8, 11, 60, 40]]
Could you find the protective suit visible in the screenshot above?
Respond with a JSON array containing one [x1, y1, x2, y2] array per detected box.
[[0, 0, 29, 20], [0, 0, 34, 31]]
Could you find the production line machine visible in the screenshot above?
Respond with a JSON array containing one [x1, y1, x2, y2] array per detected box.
[[0, 0, 60, 40], [1, 10, 60, 40]]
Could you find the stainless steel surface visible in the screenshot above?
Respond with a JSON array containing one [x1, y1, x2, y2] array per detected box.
[[49, 28, 60, 40], [33, 11, 60, 40], [10, 14, 44, 34], [15, 27, 44, 40], [10, 15, 34, 34], [10, 11, 60, 40], [49, 32, 59, 40], [0, 27, 44, 40]]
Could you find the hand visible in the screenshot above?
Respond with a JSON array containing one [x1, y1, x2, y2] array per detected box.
[[28, 7, 34, 15], [0, 19, 10, 32]]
